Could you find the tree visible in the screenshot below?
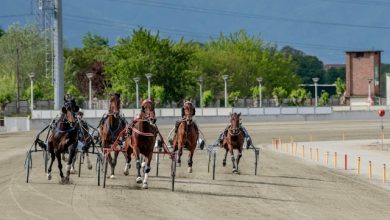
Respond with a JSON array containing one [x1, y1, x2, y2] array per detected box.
[[0, 75, 14, 113], [319, 90, 329, 106], [334, 77, 346, 97], [82, 32, 109, 48], [289, 88, 309, 106], [142, 85, 165, 107], [228, 91, 240, 107], [0, 28, 4, 38], [272, 87, 288, 106], [202, 90, 213, 107]]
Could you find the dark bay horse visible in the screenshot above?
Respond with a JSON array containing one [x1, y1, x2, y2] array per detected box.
[[125, 99, 157, 189], [172, 101, 198, 173], [222, 112, 244, 174], [99, 93, 127, 179], [47, 97, 80, 183]]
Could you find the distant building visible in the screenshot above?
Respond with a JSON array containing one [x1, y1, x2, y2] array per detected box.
[[323, 64, 345, 71], [345, 50, 382, 105]]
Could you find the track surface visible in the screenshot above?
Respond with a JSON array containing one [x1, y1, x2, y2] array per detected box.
[[1, 120, 390, 220]]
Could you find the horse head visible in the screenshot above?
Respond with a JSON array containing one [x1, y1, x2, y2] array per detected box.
[[141, 99, 156, 124], [109, 93, 121, 117], [229, 112, 241, 135], [182, 101, 195, 122], [62, 97, 79, 125]]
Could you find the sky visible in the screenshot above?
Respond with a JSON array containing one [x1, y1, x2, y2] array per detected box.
[[1, 0, 390, 64]]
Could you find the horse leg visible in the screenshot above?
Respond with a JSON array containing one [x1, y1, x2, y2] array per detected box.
[[109, 151, 119, 179], [86, 152, 93, 170], [55, 151, 65, 183], [222, 148, 228, 167], [177, 146, 183, 167], [70, 151, 77, 174], [230, 148, 238, 173], [123, 150, 131, 176], [142, 154, 152, 189], [134, 149, 142, 184], [236, 149, 242, 174], [187, 148, 194, 173], [65, 144, 76, 183], [47, 151, 55, 180]]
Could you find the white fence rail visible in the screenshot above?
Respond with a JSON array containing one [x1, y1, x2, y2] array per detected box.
[[32, 107, 333, 119]]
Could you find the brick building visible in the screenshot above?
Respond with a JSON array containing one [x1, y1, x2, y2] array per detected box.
[[345, 50, 382, 105]]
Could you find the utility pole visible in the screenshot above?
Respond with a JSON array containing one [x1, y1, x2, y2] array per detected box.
[[16, 48, 20, 114], [53, 0, 64, 109]]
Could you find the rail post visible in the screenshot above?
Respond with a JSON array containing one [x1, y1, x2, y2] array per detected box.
[[302, 145, 305, 158], [383, 164, 387, 184], [369, 161, 372, 179], [316, 147, 319, 162], [310, 147, 313, 160], [357, 157, 361, 175], [334, 152, 337, 168], [344, 154, 347, 170], [326, 151, 329, 165]]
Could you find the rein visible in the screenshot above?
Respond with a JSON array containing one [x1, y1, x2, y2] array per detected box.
[[130, 119, 156, 137]]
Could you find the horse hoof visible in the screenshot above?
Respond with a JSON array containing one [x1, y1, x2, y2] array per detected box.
[[232, 169, 239, 174], [222, 162, 226, 167], [136, 177, 142, 184], [109, 175, 115, 179], [188, 167, 193, 173], [141, 162, 146, 168], [87, 164, 93, 170], [124, 170, 129, 176], [142, 183, 148, 189], [70, 169, 77, 174], [47, 173, 52, 180]]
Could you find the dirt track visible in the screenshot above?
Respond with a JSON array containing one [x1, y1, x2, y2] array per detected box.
[[1, 120, 390, 220]]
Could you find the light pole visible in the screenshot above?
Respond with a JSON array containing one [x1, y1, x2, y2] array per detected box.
[[257, 77, 263, 108], [28, 73, 35, 113], [223, 75, 229, 108], [198, 76, 203, 108], [133, 77, 140, 109], [312, 77, 319, 107], [86, 72, 94, 109], [145, 73, 152, 99], [368, 78, 373, 106]]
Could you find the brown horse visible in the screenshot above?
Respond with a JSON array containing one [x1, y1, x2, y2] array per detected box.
[[125, 99, 157, 189], [99, 93, 127, 179], [222, 112, 244, 174], [172, 101, 198, 173], [47, 97, 80, 183]]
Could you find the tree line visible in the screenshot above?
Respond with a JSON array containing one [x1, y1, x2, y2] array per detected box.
[[0, 24, 348, 111]]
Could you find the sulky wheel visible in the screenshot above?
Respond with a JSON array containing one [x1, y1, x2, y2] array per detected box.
[[255, 149, 259, 176], [171, 158, 176, 192], [212, 151, 216, 180], [25, 151, 32, 183], [96, 154, 101, 186], [103, 154, 108, 188], [208, 150, 211, 173], [78, 152, 83, 178]]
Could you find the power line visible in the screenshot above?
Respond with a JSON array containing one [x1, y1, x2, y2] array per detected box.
[[0, 13, 33, 19], [107, 0, 390, 31], [65, 14, 379, 53]]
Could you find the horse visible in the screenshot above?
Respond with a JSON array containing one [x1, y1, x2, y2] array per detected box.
[[172, 101, 198, 173], [124, 99, 157, 189], [222, 112, 244, 174], [98, 93, 127, 179], [47, 97, 80, 183]]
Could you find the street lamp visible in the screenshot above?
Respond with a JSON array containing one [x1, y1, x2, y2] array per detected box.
[[312, 77, 319, 107], [368, 78, 373, 106], [257, 77, 263, 108], [28, 73, 35, 113], [198, 76, 203, 108], [223, 75, 229, 108], [133, 77, 140, 109], [86, 72, 94, 109], [145, 73, 152, 99]]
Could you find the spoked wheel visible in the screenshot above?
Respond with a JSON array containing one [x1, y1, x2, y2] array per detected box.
[[43, 150, 48, 173], [25, 151, 32, 183], [212, 151, 216, 180], [171, 158, 176, 192], [156, 145, 162, 177], [103, 154, 108, 188], [254, 149, 259, 175], [208, 150, 211, 173], [96, 154, 101, 186], [78, 152, 83, 178]]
